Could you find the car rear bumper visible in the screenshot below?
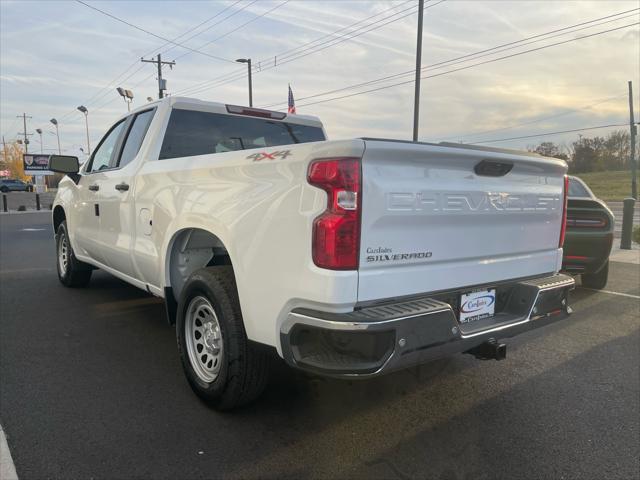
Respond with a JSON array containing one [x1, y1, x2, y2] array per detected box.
[[562, 231, 613, 274], [280, 273, 575, 378]]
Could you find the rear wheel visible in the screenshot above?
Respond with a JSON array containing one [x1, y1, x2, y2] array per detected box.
[[0, 186, 8, 193], [582, 260, 609, 290], [56, 221, 92, 287], [176, 266, 270, 410]]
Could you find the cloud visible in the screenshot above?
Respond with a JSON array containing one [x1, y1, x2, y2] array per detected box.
[[1, 0, 638, 152]]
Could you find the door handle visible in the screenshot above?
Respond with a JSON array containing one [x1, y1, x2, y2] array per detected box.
[[88, 184, 99, 191], [115, 183, 130, 192]]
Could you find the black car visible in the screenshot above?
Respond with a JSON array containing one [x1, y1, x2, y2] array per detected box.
[[0, 178, 33, 192], [562, 176, 614, 289]]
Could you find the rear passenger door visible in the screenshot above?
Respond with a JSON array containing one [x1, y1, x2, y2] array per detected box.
[[96, 108, 155, 281]]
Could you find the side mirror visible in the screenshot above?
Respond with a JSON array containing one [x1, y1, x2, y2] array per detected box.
[[48, 155, 79, 174]]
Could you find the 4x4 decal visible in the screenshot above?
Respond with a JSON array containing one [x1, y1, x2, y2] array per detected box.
[[246, 150, 292, 162]]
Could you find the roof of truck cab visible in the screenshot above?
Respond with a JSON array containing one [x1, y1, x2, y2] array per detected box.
[[127, 96, 323, 127]]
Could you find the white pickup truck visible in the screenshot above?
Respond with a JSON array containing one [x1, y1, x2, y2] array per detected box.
[[50, 97, 575, 409]]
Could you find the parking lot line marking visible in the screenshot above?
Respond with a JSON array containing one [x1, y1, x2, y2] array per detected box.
[[579, 287, 640, 300], [0, 268, 53, 275], [20, 228, 46, 231], [0, 424, 18, 480]]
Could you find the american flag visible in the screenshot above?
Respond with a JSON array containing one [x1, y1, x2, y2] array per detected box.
[[288, 84, 296, 114]]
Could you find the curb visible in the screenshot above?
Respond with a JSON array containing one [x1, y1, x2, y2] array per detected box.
[[0, 210, 51, 215]]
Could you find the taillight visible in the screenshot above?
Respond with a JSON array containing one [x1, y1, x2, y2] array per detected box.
[[307, 158, 361, 270], [566, 217, 608, 229], [559, 174, 569, 247]]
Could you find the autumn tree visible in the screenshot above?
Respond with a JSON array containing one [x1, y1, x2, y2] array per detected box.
[[529, 130, 637, 173], [0, 141, 29, 181], [528, 141, 569, 160]]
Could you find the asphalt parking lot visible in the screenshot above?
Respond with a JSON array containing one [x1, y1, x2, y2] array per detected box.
[[1, 212, 638, 480]]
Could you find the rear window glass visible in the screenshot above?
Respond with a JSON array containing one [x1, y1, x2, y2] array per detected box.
[[568, 178, 591, 198], [159, 109, 325, 160]]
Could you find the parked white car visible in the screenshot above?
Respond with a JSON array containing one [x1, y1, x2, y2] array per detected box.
[[50, 97, 575, 409]]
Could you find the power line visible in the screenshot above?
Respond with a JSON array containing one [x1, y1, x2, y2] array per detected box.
[[287, 22, 639, 110], [75, 0, 236, 63], [178, 0, 442, 96], [471, 123, 630, 144], [172, 0, 288, 62], [37, 2, 249, 129], [77, 0, 246, 108], [260, 9, 638, 108], [157, 0, 246, 58], [441, 93, 629, 141], [176, 0, 440, 97], [274, 0, 415, 63], [84, 0, 276, 115]]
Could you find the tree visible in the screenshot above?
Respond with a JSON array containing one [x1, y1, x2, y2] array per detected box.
[[528, 141, 569, 160], [1, 141, 29, 181], [604, 130, 630, 170], [571, 135, 607, 173]]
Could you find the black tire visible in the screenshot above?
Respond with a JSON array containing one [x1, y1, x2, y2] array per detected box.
[[176, 266, 270, 410], [582, 260, 609, 290], [0, 186, 8, 193], [56, 220, 92, 287]]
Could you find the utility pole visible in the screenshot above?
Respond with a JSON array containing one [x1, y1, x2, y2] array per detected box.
[[412, 0, 424, 142], [620, 80, 637, 249], [1, 135, 7, 169], [141, 54, 175, 99], [17, 113, 32, 153], [629, 80, 637, 200]]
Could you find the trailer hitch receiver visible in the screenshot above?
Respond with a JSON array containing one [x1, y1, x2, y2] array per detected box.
[[466, 339, 507, 361]]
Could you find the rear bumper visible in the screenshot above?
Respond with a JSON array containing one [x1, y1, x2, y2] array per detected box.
[[562, 231, 613, 274], [280, 273, 575, 378]]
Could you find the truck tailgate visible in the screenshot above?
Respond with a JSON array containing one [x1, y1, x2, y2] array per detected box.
[[358, 140, 567, 302]]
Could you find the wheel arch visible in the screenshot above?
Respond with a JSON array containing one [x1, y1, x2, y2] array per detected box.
[[164, 227, 234, 305], [52, 205, 66, 234]]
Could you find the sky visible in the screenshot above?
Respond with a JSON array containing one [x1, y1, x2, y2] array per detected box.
[[1, 0, 638, 159]]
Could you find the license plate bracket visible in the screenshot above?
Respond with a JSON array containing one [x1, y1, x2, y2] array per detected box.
[[459, 288, 496, 324]]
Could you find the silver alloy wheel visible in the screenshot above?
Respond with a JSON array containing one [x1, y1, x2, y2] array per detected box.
[[185, 296, 224, 383], [58, 232, 68, 276]]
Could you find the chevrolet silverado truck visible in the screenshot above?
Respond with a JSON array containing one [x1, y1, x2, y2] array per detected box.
[[49, 97, 575, 409]]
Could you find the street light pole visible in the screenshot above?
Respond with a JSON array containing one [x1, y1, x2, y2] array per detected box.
[[50, 118, 61, 154], [117, 87, 134, 112], [236, 58, 253, 107], [412, 0, 424, 142], [77, 106, 90, 155], [36, 128, 43, 153]]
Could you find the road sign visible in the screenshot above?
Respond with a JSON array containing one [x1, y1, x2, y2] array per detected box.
[[23, 154, 53, 175]]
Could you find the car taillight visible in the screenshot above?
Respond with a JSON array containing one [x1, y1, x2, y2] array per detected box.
[[566, 217, 608, 229], [307, 158, 361, 270], [559, 174, 569, 247]]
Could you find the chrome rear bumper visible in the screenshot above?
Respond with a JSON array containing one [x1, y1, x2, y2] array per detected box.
[[280, 273, 575, 378]]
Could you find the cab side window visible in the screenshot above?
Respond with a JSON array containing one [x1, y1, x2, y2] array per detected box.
[[87, 120, 126, 173], [118, 109, 155, 168]]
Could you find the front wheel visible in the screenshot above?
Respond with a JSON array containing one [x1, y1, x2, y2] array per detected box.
[[56, 221, 92, 287], [176, 266, 270, 410], [582, 260, 609, 290], [0, 187, 8, 193]]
